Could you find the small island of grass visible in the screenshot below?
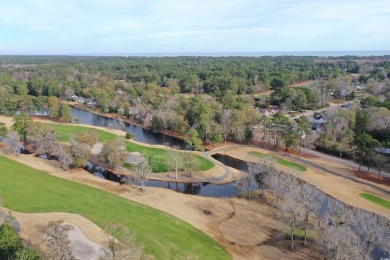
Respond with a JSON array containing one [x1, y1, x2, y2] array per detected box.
[[359, 193, 390, 210], [48, 123, 214, 172], [248, 151, 307, 172]]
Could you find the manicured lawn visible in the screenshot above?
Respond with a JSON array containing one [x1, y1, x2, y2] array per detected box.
[[125, 141, 214, 172], [248, 151, 307, 172], [359, 193, 390, 210], [48, 123, 214, 173], [0, 155, 230, 259]]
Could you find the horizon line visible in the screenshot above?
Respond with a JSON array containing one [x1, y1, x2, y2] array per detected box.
[[1, 50, 390, 57]]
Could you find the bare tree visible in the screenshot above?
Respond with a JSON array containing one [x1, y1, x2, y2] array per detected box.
[[5, 131, 23, 155], [58, 147, 74, 170], [220, 109, 233, 142], [117, 117, 125, 130], [233, 170, 257, 199], [41, 220, 75, 260], [165, 144, 184, 179], [320, 224, 362, 260], [372, 153, 389, 178], [264, 170, 295, 205], [100, 223, 143, 260], [277, 175, 301, 250], [70, 130, 98, 148], [133, 158, 151, 191], [296, 182, 324, 246], [251, 157, 277, 196], [182, 151, 200, 177], [70, 140, 90, 168], [349, 208, 390, 260], [99, 137, 127, 168], [33, 126, 60, 158]]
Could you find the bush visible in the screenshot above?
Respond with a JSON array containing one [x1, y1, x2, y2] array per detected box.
[[315, 145, 353, 159], [125, 132, 135, 139]]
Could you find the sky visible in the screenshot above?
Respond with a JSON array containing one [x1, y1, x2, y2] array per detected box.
[[0, 0, 389, 55]]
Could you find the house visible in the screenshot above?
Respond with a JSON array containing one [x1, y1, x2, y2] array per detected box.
[[258, 107, 281, 117], [374, 147, 390, 156], [308, 115, 326, 132]]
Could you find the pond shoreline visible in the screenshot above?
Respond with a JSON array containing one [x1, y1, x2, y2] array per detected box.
[[68, 102, 188, 142]]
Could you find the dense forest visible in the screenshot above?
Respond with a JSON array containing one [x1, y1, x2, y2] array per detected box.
[[0, 56, 389, 162]]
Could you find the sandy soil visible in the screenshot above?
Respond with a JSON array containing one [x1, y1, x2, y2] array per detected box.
[[0, 115, 229, 181], [0, 152, 318, 259], [0, 207, 107, 259], [4, 114, 389, 258], [220, 146, 390, 219]]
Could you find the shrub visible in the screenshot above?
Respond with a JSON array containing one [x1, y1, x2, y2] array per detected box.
[[125, 132, 135, 139]]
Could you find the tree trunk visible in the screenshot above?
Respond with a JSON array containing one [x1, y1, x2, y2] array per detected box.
[[290, 231, 294, 250], [304, 216, 308, 246]]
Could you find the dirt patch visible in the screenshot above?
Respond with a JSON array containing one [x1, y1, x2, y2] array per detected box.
[[220, 146, 390, 219], [353, 169, 390, 187], [91, 143, 103, 155], [250, 140, 318, 159], [1, 153, 316, 259], [1, 208, 108, 259]]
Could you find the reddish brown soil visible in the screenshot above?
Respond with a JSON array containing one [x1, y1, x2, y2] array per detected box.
[[161, 130, 187, 141], [203, 141, 237, 151], [353, 169, 390, 187], [250, 140, 318, 159]]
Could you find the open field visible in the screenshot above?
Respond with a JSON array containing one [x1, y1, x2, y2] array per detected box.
[[248, 151, 307, 172], [0, 155, 230, 259], [48, 123, 214, 173], [359, 193, 390, 210]]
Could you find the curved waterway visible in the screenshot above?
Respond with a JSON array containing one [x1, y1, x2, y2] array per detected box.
[[71, 107, 389, 259], [71, 107, 187, 149], [85, 162, 237, 198]]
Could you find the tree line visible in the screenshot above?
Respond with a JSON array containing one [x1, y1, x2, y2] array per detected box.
[[234, 157, 390, 259]]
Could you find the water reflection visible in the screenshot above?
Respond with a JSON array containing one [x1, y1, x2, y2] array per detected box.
[[71, 107, 186, 149], [84, 161, 237, 198]]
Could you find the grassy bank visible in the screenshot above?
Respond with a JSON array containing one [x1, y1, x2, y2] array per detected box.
[[0, 155, 230, 259], [48, 123, 214, 172], [359, 193, 390, 210], [248, 151, 307, 172]]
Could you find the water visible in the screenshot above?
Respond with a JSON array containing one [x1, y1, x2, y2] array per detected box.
[[84, 161, 237, 198], [71, 107, 186, 148], [76, 108, 387, 258], [147, 180, 237, 198], [212, 154, 248, 171]]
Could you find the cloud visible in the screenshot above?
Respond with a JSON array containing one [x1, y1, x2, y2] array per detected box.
[[0, 0, 389, 54]]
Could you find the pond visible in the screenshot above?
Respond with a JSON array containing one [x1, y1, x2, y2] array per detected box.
[[73, 107, 388, 258], [84, 161, 238, 198], [71, 107, 187, 149]]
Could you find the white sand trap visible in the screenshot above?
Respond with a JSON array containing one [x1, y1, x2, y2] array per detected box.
[[126, 152, 145, 164], [68, 223, 105, 260], [91, 143, 103, 155]]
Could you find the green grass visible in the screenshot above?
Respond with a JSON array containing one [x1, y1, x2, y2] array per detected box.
[[248, 151, 307, 172], [293, 228, 318, 239], [49, 124, 117, 142], [48, 123, 214, 173], [0, 155, 230, 259], [359, 193, 390, 210]]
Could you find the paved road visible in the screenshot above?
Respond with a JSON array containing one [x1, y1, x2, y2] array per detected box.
[[304, 149, 390, 178], [200, 145, 242, 182], [287, 153, 390, 196]]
